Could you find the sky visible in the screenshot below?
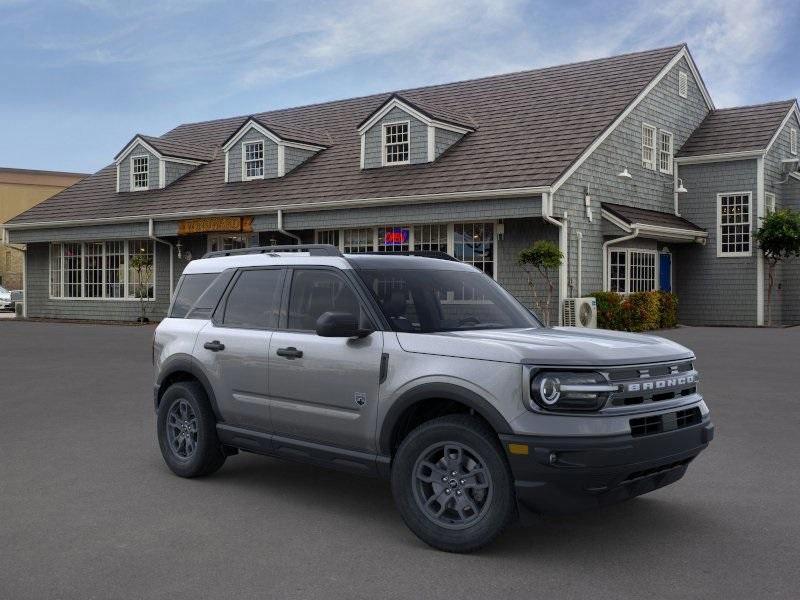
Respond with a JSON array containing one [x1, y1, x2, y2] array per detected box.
[[1, 0, 798, 173]]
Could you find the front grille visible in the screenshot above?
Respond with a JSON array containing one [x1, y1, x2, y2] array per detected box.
[[608, 361, 698, 407], [630, 407, 702, 438]]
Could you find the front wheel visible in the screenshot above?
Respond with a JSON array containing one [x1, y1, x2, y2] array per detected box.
[[157, 381, 226, 478], [391, 415, 516, 552]]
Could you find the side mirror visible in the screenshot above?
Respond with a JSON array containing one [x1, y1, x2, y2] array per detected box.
[[315, 311, 373, 338]]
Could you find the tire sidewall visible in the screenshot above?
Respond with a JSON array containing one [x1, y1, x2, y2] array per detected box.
[[157, 381, 223, 478], [391, 416, 515, 552]]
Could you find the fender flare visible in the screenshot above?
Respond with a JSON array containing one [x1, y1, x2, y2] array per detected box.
[[155, 354, 222, 420], [378, 382, 513, 455]]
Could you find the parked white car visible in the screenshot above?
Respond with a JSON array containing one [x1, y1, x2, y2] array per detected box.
[[0, 285, 13, 311]]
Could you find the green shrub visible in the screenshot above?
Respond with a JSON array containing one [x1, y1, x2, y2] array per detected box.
[[589, 290, 678, 332], [657, 291, 679, 329], [591, 291, 623, 330]]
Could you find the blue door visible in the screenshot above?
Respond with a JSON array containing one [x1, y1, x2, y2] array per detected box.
[[659, 253, 672, 292]]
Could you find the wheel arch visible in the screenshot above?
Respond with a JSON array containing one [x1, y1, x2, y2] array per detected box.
[[378, 383, 513, 456], [155, 354, 222, 420]]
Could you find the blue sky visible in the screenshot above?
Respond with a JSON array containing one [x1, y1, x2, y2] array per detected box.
[[1, 0, 798, 173]]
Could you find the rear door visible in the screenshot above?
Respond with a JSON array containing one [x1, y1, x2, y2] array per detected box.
[[194, 267, 284, 432], [268, 267, 384, 452]]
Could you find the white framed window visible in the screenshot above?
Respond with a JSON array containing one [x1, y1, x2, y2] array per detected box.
[[453, 222, 494, 278], [207, 234, 248, 254], [717, 192, 752, 257], [49, 240, 155, 300], [316, 222, 497, 278], [243, 141, 265, 179], [678, 70, 688, 99], [131, 156, 149, 190], [378, 226, 411, 252], [642, 123, 656, 170], [342, 228, 374, 253], [790, 127, 797, 155], [766, 192, 776, 215], [659, 131, 674, 174], [413, 224, 448, 253], [383, 121, 410, 165], [608, 249, 657, 293]]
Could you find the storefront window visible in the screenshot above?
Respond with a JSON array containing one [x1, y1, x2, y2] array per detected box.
[[413, 224, 447, 252], [453, 222, 494, 277], [378, 226, 410, 252], [342, 228, 373, 253], [49, 240, 155, 300], [608, 249, 656, 293], [208, 234, 248, 253]]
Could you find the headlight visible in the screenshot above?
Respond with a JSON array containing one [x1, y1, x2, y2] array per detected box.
[[530, 371, 617, 412]]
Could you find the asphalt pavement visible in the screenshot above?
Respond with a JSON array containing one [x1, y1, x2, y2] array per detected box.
[[0, 321, 798, 599]]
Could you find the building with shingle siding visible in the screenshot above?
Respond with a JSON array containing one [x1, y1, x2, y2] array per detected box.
[[3, 44, 799, 326]]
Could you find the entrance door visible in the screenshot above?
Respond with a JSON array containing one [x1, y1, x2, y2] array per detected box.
[[659, 252, 672, 292], [268, 267, 384, 451], [207, 233, 249, 253]]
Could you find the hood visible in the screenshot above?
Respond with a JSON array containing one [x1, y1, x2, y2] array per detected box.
[[395, 327, 693, 366]]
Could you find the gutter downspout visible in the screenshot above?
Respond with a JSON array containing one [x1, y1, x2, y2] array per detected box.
[[576, 231, 583, 297], [148, 219, 175, 300], [277, 209, 301, 244], [673, 160, 681, 216], [541, 192, 567, 325], [602, 228, 639, 291]]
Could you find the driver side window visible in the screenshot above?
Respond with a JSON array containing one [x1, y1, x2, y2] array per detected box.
[[286, 269, 367, 331]]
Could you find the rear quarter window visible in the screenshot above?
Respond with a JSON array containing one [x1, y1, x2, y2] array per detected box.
[[170, 273, 219, 318]]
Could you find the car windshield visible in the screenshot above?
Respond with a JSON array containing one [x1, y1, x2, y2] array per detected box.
[[356, 268, 541, 333], [0, 285, 9, 295]]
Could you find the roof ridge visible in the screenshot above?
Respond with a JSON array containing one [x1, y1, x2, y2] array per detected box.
[[165, 44, 686, 134], [712, 99, 797, 112]]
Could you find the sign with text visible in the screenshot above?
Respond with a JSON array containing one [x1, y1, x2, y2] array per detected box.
[[177, 216, 253, 235], [383, 228, 409, 246]]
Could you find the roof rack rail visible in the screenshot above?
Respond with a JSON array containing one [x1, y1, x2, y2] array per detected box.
[[202, 244, 342, 259], [358, 250, 460, 262]]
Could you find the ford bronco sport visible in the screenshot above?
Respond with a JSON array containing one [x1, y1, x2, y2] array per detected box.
[[153, 244, 713, 552]]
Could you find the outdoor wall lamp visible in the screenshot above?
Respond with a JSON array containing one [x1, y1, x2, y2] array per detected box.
[[617, 167, 633, 180], [675, 178, 688, 193]]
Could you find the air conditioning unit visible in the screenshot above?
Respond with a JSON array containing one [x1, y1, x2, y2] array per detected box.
[[563, 297, 598, 328]]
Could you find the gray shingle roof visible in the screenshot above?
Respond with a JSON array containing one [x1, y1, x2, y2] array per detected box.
[[603, 202, 705, 232], [115, 135, 217, 162], [11, 45, 686, 225], [677, 100, 797, 157]]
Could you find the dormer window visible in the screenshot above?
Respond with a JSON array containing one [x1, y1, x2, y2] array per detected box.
[[243, 141, 265, 179], [383, 122, 410, 165], [131, 156, 149, 190]]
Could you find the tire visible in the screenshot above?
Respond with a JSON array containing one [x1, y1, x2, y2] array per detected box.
[[157, 381, 226, 478], [391, 414, 516, 553]]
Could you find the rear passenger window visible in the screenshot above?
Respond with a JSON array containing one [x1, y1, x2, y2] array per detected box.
[[170, 273, 218, 318], [222, 269, 282, 329], [287, 269, 364, 331]]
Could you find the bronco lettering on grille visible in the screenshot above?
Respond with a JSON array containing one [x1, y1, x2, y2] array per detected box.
[[627, 374, 695, 393]]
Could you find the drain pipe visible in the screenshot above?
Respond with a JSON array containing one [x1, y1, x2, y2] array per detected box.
[[541, 192, 567, 325], [148, 218, 175, 299], [602, 228, 639, 291], [2, 227, 27, 317], [576, 231, 583, 298], [277, 209, 301, 244]]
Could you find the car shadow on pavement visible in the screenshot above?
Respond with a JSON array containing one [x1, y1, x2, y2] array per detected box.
[[181, 452, 714, 555]]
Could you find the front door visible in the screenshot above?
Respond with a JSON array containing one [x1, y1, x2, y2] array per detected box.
[[659, 252, 672, 292], [268, 267, 383, 452], [194, 267, 284, 432]]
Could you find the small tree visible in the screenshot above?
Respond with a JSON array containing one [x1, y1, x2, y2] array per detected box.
[[518, 240, 563, 326], [754, 208, 800, 326], [130, 251, 154, 323]]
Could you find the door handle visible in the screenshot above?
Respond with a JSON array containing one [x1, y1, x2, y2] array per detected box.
[[203, 340, 225, 352], [276, 346, 303, 359]]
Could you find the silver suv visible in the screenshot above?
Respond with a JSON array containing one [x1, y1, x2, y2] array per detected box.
[[153, 244, 713, 552]]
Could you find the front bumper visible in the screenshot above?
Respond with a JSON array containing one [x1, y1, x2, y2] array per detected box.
[[500, 416, 714, 514]]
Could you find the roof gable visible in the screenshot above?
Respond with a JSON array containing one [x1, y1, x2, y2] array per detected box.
[[114, 134, 213, 164], [221, 117, 329, 152], [356, 94, 474, 134], [677, 100, 798, 159]]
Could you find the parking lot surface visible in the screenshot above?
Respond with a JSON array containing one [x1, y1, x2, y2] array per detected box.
[[1, 321, 798, 599]]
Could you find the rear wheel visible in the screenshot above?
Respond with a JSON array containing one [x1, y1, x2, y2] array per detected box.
[[391, 415, 516, 552], [157, 381, 226, 478]]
